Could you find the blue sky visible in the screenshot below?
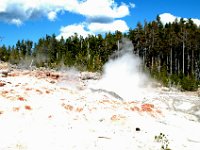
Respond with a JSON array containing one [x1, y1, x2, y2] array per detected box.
[[0, 0, 200, 47]]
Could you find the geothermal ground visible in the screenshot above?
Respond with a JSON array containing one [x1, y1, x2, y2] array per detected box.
[[0, 63, 200, 150]]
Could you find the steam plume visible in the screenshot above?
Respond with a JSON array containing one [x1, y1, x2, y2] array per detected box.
[[92, 38, 151, 101]]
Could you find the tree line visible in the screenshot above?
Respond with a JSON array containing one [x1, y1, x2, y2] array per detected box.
[[0, 15, 200, 90]]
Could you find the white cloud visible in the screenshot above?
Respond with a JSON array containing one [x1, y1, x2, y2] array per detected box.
[[76, 0, 129, 19], [56, 24, 93, 39], [0, 1, 6, 12], [0, 0, 131, 25], [159, 13, 200, 27], [0, 0, 134, 39], [0, 0, 75, 25], [54, 0, 132, 39], [129, 3, 136, 8], [10, 19, 23, 26], [88, 20, 129, 33], [191, 18, 200, 26], [159, 13, 178, 25], [57, 19, 129, 40], [48, 11, 57, 21]]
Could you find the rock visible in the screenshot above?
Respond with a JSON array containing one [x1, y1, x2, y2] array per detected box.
[[136, 127, 141, 131], [90, 88, 123, 100], [51, 73, 60, 79], [50, 81, 56, 84], [161, 87, 170, 92], [1, 71, 9, 77], [0, 68, 10, 77], [99, 118, 105, 122], [0, 82, 6, 87], [80, 72, 101, 80]]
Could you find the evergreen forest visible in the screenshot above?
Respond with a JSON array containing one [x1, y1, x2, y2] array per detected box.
[[0, 16, 200, 91]]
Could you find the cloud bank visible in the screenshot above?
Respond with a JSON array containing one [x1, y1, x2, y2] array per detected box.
[[0, 0, 67, 25], [88, 20, 129, 33], [56, 0, 131, 39], [159, 13, 200, 26], [0, 0, 132, 37], [57, 23, 93, 39]]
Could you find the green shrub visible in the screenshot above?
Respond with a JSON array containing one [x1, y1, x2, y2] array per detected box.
[[155, 133, 171, 150], [181, 76, 198, 91], [170, 74, 180, 85]]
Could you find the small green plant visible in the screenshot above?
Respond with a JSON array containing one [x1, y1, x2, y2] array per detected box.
[[180, 75, 198, 91], [154, 133, 171, 150]]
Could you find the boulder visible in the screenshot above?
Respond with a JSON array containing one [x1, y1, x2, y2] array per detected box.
[[0, 82, 6, 87], [80, 72, 101, 80]]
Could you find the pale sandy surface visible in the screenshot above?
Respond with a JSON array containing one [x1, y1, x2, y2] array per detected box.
[[0, 67, 200, 150]]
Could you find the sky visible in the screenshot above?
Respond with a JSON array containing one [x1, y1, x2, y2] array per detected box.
[[0, 0, 200, 47]]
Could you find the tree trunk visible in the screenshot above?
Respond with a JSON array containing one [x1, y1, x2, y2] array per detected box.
[[143, 48, 146, 66], [191, 47, 195, 74], [87, 42, 90, 60], [170, 47, 173, 75], [187, 50, 190, 75], [117, 40, 119, 58], [183, 41, 185, 75], [158, 54, 161, 73]]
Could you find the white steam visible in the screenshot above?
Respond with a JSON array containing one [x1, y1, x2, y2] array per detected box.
[[92, 38, 152, 101]]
